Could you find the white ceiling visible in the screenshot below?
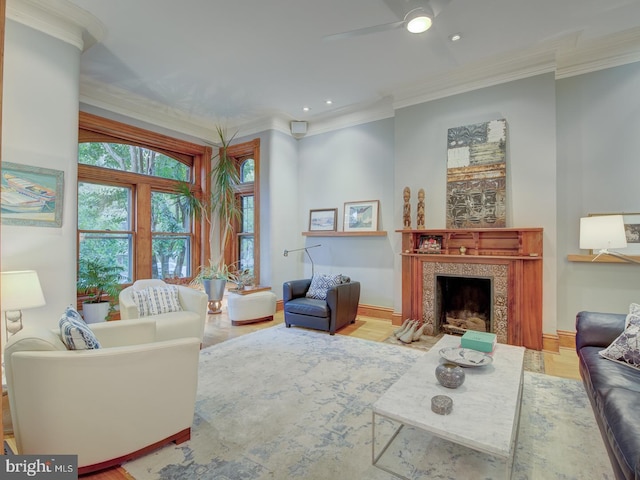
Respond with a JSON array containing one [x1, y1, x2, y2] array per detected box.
[[43, 0, 640, 136]]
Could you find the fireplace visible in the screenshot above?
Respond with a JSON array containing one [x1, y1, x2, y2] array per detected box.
[[398, 227, 543, 350], [435, 275, 492, 335]]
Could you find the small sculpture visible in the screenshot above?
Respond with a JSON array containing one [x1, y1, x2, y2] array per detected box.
[[417, 188, 425, 229], [403, 187, 411, 229]]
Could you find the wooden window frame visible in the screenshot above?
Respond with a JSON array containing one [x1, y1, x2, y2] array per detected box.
[[223, 139, 260, 284], [78, 112, 211, 287]]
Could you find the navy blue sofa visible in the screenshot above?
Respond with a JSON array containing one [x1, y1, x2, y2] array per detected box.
[[575, 311, 640, 480]]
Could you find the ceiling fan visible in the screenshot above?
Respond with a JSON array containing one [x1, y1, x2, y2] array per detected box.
[[323, 0, 451, 41]]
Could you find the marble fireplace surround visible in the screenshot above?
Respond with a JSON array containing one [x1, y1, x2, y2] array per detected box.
[[423, 262, 508, 344]]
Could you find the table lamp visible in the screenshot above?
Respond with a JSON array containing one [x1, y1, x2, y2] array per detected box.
[[1, 270, 46, 337], [579, 215, 640, 264]]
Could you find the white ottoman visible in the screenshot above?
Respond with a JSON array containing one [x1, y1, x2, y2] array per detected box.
[[227, 290, 277, 326]]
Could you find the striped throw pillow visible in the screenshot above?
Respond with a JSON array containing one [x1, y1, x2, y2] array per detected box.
[[147, 285, 183, 315]]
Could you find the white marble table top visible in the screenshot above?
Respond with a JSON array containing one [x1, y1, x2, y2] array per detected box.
[[373, 334, 525, 458]]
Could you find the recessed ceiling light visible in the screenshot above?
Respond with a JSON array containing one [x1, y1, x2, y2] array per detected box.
[[449, 33, 462, 42], [325, 100, 333, 105], [303, 106, 310, 112]]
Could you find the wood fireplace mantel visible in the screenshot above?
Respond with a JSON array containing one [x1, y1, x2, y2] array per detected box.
[[398, 228, 543, 350]]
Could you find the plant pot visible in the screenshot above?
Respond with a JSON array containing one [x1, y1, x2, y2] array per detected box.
[[203, 278, 226, 314], [82, 301, 111, 324]]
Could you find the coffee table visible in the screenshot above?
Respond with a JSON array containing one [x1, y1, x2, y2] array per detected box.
[[372, 334, 525, 479]]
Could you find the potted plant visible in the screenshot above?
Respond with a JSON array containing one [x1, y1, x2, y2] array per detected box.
[[179, 125, 242, 312], [77, 258, 122, 323]]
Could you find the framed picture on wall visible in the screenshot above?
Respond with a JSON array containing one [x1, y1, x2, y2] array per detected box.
[[343, 200, 379, 232], [309, 208, 337, 231], [588, 213, 640, 255], [1, 162, 64, 227]]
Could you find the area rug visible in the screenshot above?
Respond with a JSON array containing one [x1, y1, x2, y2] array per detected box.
[[383, 332, 546, 373], [124, 324, 612, 480]]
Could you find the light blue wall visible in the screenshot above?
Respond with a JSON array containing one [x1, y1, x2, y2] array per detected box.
[[393, 74, 558, 333], [556, 62, 640, 328], [294, 119, 396, 307]]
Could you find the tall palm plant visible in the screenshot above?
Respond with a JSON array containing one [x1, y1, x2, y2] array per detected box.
[[177, 125, 241, 282]]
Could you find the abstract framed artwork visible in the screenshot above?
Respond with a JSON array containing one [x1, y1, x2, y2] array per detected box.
[[1, 162, 64, 227], [588, 213, 640, 255], [446, 119, 507, 228], [343, 200, 379, 232], [309, 208, 337, 231]]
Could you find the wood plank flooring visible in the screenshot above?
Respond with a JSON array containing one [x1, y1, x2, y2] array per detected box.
[[10, 309, 580, 479]]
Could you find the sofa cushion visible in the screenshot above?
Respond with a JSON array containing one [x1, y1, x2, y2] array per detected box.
[[306, 274, 342, 300], [59, 306, 101, 350], [599, 316, 640, 371], [285, 297, 330, 318]]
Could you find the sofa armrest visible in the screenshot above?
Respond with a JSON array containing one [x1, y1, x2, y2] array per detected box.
[[89, 319, 157, 348], [326, 281, 361, 332], [575, 311, 626, 351], [118, 286, 139, 320], [283, 279, 312, 303], [177, 285, 208, 315]]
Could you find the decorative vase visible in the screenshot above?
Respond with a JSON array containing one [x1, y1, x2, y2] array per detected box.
[[82, 301, 110, 324], [435, 362, 465, 388]]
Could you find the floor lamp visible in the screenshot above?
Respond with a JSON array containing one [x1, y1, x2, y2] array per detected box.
[[580, 215, 640, 264], [1, 270, 46, 338], [283, 244, 322, 277]]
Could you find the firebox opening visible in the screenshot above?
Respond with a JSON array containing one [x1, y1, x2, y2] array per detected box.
[[435, 275, 492, 335]]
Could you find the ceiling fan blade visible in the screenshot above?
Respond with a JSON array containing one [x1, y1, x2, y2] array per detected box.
[[323, 21, 404, 42]]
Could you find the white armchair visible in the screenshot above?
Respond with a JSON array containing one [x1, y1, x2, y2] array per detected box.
[[3, 319, 201, 475], [119, 279, 208, 343]]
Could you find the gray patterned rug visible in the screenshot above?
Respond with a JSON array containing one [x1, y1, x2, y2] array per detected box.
[[383, 332, 546, 373], [124, 324, 612, 480]]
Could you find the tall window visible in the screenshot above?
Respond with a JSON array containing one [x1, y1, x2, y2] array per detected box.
[[223, 139, 260, 282], [78, 112, 210, 290]]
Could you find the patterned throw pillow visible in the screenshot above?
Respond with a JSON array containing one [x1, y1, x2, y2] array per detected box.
[[306, 274, 343, 300], [147, 286, 183, 315], [599, 314, 640, 370], [59, 306, 101, 350], [628, 303, 640, 328], [132, 289, 154, 317]]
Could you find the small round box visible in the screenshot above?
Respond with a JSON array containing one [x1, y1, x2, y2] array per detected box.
[[431, 395, 453, 415]]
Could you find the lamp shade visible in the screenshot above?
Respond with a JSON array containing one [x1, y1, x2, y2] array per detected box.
[[1, 270, 46, 311], [579, 215, 628, 251]]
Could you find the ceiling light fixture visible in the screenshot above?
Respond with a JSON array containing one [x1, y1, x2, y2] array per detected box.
[[405, 7, 433, 34], [449, 33, 462, 42], [303, 106, 310, 112], [325, 100, 333, 105]]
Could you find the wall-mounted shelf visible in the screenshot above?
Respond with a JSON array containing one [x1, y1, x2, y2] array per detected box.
[[567, 254, 640, 263], [302, 231, 387, 237]]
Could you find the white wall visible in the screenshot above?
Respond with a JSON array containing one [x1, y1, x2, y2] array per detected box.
[[393, 74, 558, 334], [1, 20, 81, 335], [556, 62, 640, 329]]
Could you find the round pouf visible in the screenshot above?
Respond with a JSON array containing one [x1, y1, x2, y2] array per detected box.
[[227, 290, 277, 326]]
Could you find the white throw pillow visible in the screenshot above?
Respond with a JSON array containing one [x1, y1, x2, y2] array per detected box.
[[59, 306, 101, 350], [132, 289, 154, 317], [628, 303, 640, 328], [599, 314, 640, 370], [147, 285, 183, 315], [306, 274, 343, 300]]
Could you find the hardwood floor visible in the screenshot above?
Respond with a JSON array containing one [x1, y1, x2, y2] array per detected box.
[[9, 308, 580, 479]]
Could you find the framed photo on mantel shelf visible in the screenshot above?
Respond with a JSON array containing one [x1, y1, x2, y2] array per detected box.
[[419, 235, 442, 254], [309, 208, 337, 232], [343, 200, 379, 232]]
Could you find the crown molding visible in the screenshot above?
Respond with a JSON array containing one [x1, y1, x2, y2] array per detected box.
[[556, 27, 640, 79], [7, 0, 104, 51]]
